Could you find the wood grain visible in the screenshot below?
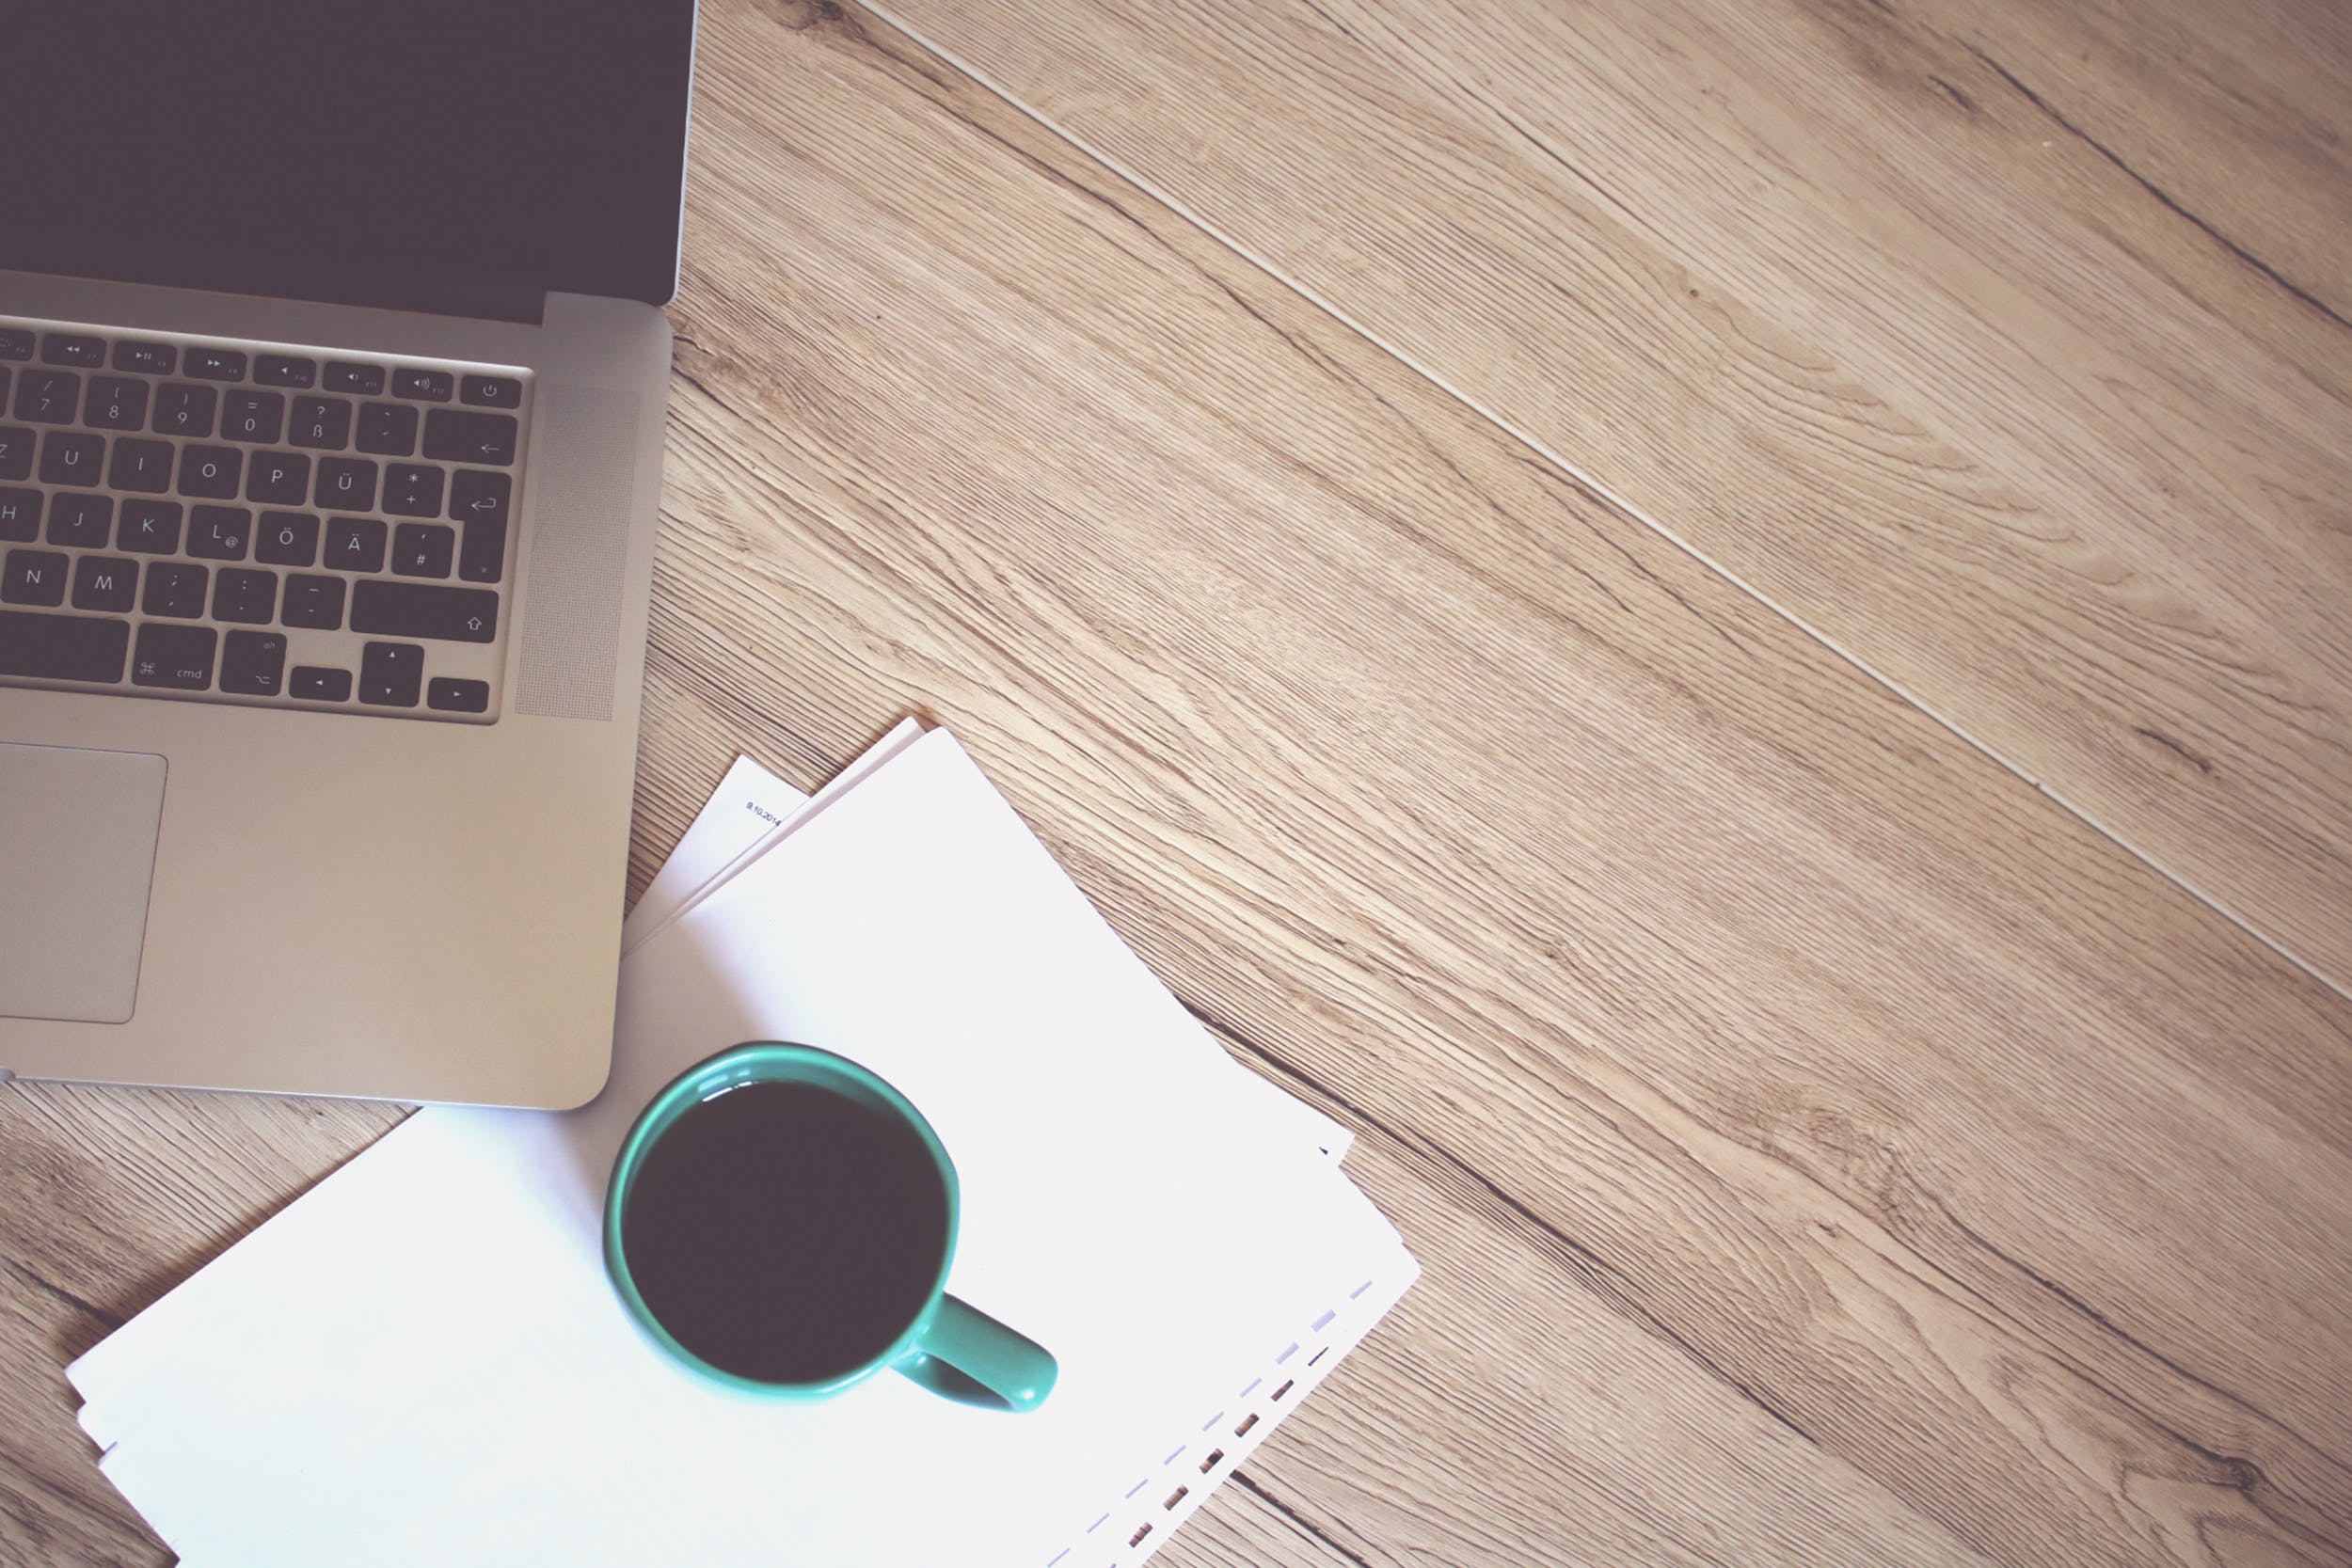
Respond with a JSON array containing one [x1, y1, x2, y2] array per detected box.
[[5, 2, 2350, 1566], [873, 0, 2352, 993]]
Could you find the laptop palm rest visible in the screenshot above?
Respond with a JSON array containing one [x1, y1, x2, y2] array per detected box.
[[0, 743, 167, 1025]]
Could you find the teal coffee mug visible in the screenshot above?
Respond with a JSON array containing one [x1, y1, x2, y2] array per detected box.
[[604, 1042, 1057, 1411]]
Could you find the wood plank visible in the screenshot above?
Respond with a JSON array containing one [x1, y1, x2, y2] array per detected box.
[[872, 0, 2352, 991]]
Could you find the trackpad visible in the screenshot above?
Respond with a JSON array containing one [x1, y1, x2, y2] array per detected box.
[[0, 743, 167, 1024]]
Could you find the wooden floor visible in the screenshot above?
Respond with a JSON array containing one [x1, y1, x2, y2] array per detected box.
[[6, 1, 2350, 1562]]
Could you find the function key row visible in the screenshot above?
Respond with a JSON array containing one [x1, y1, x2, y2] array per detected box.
[[0, 327, 519, 404]]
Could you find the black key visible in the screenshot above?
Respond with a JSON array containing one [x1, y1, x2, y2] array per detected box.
[[186, 504, 251, 561], [450, 468, 510, 525], [0, 328, 31, 360], [280, 573, 346, 630], [113, 340, 177, 374], [40, 333, 105, 368], [141, 561, 209, 617], [14, 369, 80, 423], [45, 492, 112, 547], [3, 548, 69, 606], [0, 487, 40, 542], [211, 566, 276, 624], [382, 463, 444, 517], [458, 512, 507, 584], [177, 444, 242, 499], [71, 554, 137, 612], [427, 677, 490, 713], [325, 515, 387, 573], [358, 640, 423, 705], [256, 511, 320, 566], [421, 407, 519, 467], [392, 521, 455, 578], [313, 455, 377, 511], [356, 401, 419, 455], [291, 665, 352, 702], [245, 450, 310, 505], [350, 580, 498, 643], [185, 346, 247, 381], [107, 436, 174, 494], [221, 388, 284, 444], [117, 499, 182, 553], [459, 374, 522, 409], [0, 366, 8, 410], [324, 361, 385, 395], [40, 431, 104, 487], [152, 382, 217, 437], [0, 608, 129, 683], [290, 395, 352, 450], [219, 628, 289, 695], [84, 375, 150, 431], [254, 355, 316, 388], [132, 622, 216, 689], [0, 426, 29, 481], [392, 368, 453, 402]]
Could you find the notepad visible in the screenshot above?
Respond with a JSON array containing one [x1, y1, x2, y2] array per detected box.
[[69, 725, 1416, 1567]]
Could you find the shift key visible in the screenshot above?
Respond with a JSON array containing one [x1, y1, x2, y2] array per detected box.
[[349, 578, 499, 642]]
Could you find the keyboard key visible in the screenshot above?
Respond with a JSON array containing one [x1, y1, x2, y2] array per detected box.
[[219, 628, 289, 695], [40, 333, 105, 368], [325, 515, 388, 573], [0, 426, 29, 480], [358, 640, 423, 705], [290, 395, 352, 450], [0, 487, 40, 541], [382, 463, 444, 517], [0, 366, 8, 411], [152, 382, 217, 437], [117, 499, 182, 553], [422, 407, 518, 466], [141, 561, 209, 617], [392, 368, 453, 402], [0, 328, 31, 361], [112, 340, 178, 374], [211, 567, 277, 624], [14, 369, 80, 423], [107, 436, 174, 493], [280, 573, 346, 630], [186, 504, 251, 561], [458, 512, 507, 584], [132, 622, 217, 689], [40, 430, 104, 486], [84, 376, 150, 431], [350, 580, 498, 643], [185, 346, 247, 381], [0, 608, 129, 683], [221, 389, 284, 444], [356, 401, 418, 455], [245, 450, 310, 505], [3, 548, 70, 606], [450, 468, 510, 525], [459, 374, 523, 408], [427, 677, 490, 713], [256, 511, 319, 566], [392, 521, 455, 578], [178, 444, 242, 499], [324, 361, 385, 395], [46, 492, 112, 547], [141, 562, 210, 615], [254, 355, 315, 388], [291, 664, 352, 701], [71, 554, 137, 613], [313, 455, 377, 511]]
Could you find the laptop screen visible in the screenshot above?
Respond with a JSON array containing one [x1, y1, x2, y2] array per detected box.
[[0, 1, 698, 316]]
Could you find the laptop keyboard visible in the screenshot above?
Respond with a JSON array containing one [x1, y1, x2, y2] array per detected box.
[[0, 319, 529, 722]]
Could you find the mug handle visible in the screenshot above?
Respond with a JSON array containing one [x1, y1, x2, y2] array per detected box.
[[894, 1293, 1058, 1412]]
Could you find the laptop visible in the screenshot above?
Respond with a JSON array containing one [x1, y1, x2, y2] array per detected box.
[[0, 2, 700, 1107]]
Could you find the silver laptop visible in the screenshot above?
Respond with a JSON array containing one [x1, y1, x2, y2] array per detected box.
[[0, 2, 700, 1107]]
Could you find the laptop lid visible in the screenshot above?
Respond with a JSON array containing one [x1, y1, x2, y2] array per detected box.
[[0, 1, 698, 322]]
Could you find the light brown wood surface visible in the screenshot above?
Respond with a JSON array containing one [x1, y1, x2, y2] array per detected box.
[[5, 2, 2348, 1565]]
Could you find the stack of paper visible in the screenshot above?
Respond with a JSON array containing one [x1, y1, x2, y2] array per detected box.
[[69, 721, 1418, 1567]]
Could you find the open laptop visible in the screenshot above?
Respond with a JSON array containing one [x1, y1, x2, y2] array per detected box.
[[0, 2, 699, 1107]]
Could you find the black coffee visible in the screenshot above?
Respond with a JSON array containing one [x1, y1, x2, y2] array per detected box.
[[621, 1079, 950, 1384]]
